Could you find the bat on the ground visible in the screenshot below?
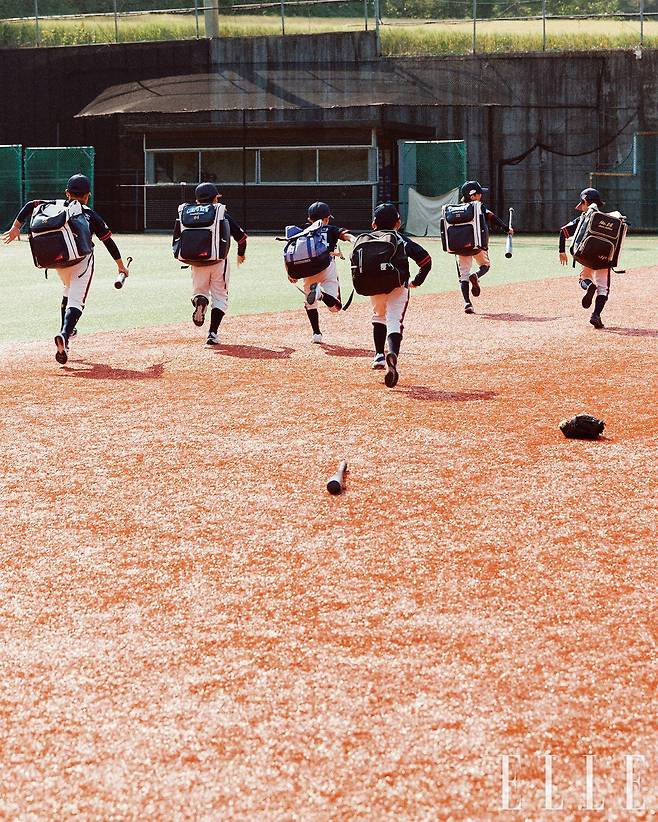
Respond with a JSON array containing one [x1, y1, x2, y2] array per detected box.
[[505, 208, 514, 258], [114, 255, 132, 289], [327, 460, 348, 495]]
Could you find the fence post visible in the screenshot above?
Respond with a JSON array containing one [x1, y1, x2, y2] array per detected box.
[[204, 0, 220, 37], [472, 0, 477, 53], [194, 0, 200, 37], [34, 0, 40, 47], [542, 0, 546, 50], [113, 0, 119, 43], [364, 0, 368, 31], [281, 0, 285, 35], [640, 0, 644, 46], [374, 0, 380, 54]]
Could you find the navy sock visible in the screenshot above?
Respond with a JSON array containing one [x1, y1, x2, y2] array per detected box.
[[61, 307, 82, 339], [593, 294, 608, 315], [373, 323, 387, 355], [306, 308, 321, 335], [460, 281, 471, 303], [387, 332, 402, 357], [209, 308, 224, 334], [60, 296, 68, 327], [321, 293, 341, 310]]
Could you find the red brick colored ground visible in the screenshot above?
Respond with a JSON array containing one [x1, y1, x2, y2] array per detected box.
[[0, 271, 656, 819]]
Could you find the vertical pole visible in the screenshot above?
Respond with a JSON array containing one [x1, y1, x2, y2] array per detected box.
[[34, 0, 40, 47], [364, 0, 368, 31], [374, 0, 380, 55], [204, 1, 220, 38], [472, 0, 477, 54], [640, 0, 644, 46], [113, 0, 119, 43], [281, 0, 285, 35], [542, 0, 546, 51], [194, 0, 200, 38]]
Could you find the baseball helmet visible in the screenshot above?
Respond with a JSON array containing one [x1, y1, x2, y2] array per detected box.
[[66, 174, 91, 195], [308, 201, 332, 220], [576, 187, 604, 209], [195, 182, 220, 203], [373, 202, 400, 229], [460, 180, 488, 200]]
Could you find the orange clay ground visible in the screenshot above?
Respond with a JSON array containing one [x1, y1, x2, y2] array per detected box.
[[0, 271, 656, 820]]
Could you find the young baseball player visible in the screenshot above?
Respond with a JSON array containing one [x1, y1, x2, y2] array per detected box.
[[173, 182, 247, 345], [2, 174, 129, 364], [289, 202, 354, 343], [559, 187, 611, 329], [368, 203, 432, 388], [457, 180, 513, 313]]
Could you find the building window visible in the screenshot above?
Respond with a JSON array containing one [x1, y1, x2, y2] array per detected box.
[[319, 148, 370, 182], [201, 149, 256, 184], [149, 151, 199, 184], [260, 149, 317, 183]]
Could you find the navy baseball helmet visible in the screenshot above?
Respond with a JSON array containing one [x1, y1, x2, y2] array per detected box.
[[576, 187, 604, 209], [66, 174, 91, 195], [373, 202, 400, 229], [460, 180, 488, 200], [195, 182, 220, 203], [308, 201, 332, 220]]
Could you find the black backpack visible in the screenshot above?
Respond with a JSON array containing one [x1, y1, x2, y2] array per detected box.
[[440, 201, 487, 255], [174, 202, 230, 265], [571, 205, 626, 269], [29, 200, 93, 269], [350, 231, 406, 296]]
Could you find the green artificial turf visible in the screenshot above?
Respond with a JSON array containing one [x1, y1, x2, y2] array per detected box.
[[1, 233, 655, 343]]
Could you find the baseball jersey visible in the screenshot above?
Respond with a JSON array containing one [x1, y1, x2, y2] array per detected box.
[[558, 217, 580, 252], [394, 234, 432, 286]]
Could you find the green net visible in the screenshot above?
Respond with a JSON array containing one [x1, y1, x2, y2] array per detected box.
[[591, 133, 658, 230], [415, 141, 467, 197], [23, 146, 95, 204], [0, 144, 22, 230], [398, 140, 466, 223]]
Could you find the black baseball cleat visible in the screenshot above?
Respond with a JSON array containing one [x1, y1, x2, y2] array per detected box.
[[54, 334, 68, 364], [464, 303, 474, 314], [192, 296, 209, 327], [589, 312, 604, 329], [469, 272, 481, 297], [581, 281, 597, 309], [384, 352, 399, 388]]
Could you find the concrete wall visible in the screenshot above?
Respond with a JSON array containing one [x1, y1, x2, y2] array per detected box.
[[0, 33, 655, 231]]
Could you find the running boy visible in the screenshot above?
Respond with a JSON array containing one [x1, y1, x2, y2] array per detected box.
[[559, 187, 613, 329], [366, 202, 432, 388], [173, 182, 247, 345], [2, 174, 129, 364], [457, 180, 513, 313], [287, 202, 354, 343]]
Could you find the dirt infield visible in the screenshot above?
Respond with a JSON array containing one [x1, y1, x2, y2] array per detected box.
[[1, 271, 656, 819]]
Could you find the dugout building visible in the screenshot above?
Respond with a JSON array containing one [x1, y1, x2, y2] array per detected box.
[[1, 32, 657, 233]]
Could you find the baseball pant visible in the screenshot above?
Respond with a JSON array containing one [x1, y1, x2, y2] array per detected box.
[[56, 254, 94, 312], [192, 259, 231, 312], [370, 285, 410, 336], [457, 250, 490, 281], [303, 259, 341, 313], [579, 267, 610, 296]]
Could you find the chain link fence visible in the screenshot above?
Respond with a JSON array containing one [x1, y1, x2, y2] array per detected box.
[[0, 0, 656, 50]]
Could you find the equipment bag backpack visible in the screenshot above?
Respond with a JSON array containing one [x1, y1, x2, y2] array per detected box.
[[283, 220, 332, 279], [570, 205, 627, 269], [175, 202, 230, 265], [29, 200, 93, 269], [350, 231, 406, 296], [440, 201, 486, 255]]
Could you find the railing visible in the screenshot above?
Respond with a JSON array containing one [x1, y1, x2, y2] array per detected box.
[[1, 0, 656, 52]]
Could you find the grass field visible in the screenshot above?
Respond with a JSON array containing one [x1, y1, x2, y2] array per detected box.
[[1, 12, 656, 52], [2, 233, 657, 344]]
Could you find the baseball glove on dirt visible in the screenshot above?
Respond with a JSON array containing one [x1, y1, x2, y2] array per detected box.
[[559, 413, 605, 440]]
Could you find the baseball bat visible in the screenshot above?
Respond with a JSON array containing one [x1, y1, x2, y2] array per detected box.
[[505, 208, 514, 258], [114, 256, 132, 289], [326, 460, 348, 496]]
